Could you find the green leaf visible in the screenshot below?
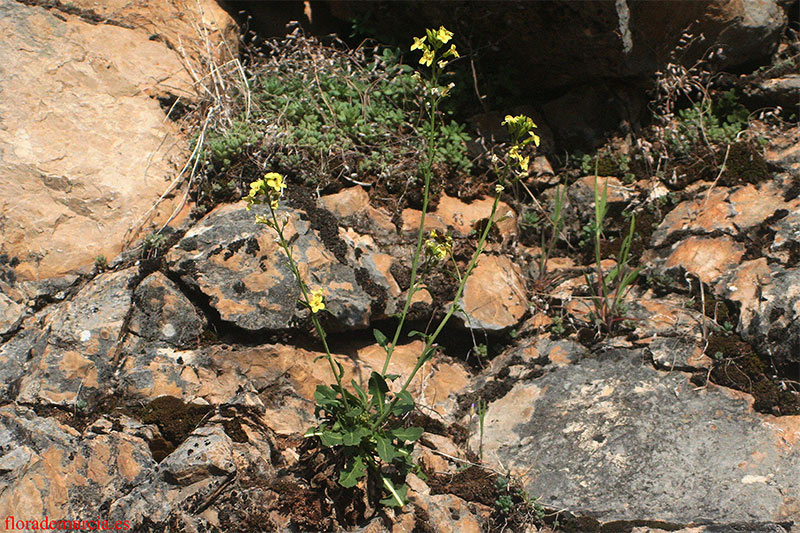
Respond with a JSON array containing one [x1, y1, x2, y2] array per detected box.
[[391, 426, 423, 442], [407, 330, 427, 340], [339, 455, 366, 488], [320, 430, 344, 447], [379, 477, 408, 507], [351, 380, 368, 404], [376, 435, 396, 462], [343, 428, 366, 446], [373, 328, 388, 347], [385, 373, 401, 382], [368, 372, 389, 413], [391, 390, 415, 416]]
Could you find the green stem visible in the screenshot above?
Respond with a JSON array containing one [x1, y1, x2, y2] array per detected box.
[[269, 207, 349, 410], [372, 193, 501, 430], [380, 71, 442, 376]]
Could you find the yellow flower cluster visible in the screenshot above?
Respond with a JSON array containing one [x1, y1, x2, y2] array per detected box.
[[501, 115, 540, 175], [425, 230, 453, 261], [411, 26, 459, 68], [247, 172, 286, 213], [308, 288, 325, 313]]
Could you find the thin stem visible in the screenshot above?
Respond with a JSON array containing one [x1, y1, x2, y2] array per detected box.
[[269, 206, 349, 410], [381, 69, 442, 376], [373, 193, 501, 430]]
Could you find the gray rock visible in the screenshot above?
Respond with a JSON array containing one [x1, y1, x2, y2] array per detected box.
[[128, 272, 205, 348], [472, 348, 800, 526], [717, 261, 800, 367], [16, 268, 137, 405], [161, 425, 236, 486], [167, 203, 374, 331]]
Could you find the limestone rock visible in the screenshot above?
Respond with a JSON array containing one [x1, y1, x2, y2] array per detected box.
[[717, 260, 800, 367], [128, 272, 205, 348], [0, 0, 195, 279], [167, 203, 374, 331], [161, 425, 235, 486], [459, 255, 528, 331], [0, 404, 155, 521], [16, 268, 137, 405], [472, 348, 800, 526]]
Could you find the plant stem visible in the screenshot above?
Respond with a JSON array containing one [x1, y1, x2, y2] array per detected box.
[[381, 69, 442, 376], [372, 193, 501, 430], [270, 207, 349, 410]]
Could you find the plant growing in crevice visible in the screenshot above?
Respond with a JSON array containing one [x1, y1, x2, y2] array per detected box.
[[245, 27, 540, 509], [583, 172, 641, 334]]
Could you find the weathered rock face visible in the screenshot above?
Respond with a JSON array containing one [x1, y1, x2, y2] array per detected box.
[[0, 0, 235, 280], [459, 255, 527, 331], [322, 0, 786, 148], [471, 348, 800, 527], [167, 203, 375, 331], [16, 268, 138, 406], [128, 272, 205, 348]]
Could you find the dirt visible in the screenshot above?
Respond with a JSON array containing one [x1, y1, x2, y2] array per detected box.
[[427, 465, 498, 506], [133, 395, 212, 462], [694, 333, 800, 416]]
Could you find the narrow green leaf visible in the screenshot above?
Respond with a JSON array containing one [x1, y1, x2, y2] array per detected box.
[[368, 372, 389, 413], [351, 380, 368, 404], [373, 328, 388, 347], [339, 455, 366, 488], [376, 435, 396, 462], [391, 426, 423, 442]]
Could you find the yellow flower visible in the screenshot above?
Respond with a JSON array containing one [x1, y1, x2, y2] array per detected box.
[[254, 214, 271, 226], [444, 44, 459, 59], [411, 36, 427, 51], [435, 26, 453, 44], [264, 172, 286, 195], [308, 289, 325, 314], [502, 115, 538, 144], [420, 49, 435, 67], [518, 156, 530, 173], [438, 60, 448, 69], [495, 184, 505, 193], [425, 230, 453, 261]]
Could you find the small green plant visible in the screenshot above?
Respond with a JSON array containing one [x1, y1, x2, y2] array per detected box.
[[246, 28, 539, 509], [666, 89, 749, 156], [473, 399, 488, 462], [532, 178, 566, 293], [142, 232, 167, 260], [94, 255, 107, 270], [583, 171, 641, 334]]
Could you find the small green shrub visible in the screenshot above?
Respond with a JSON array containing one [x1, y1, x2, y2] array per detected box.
[[666, 89, 749, 156]]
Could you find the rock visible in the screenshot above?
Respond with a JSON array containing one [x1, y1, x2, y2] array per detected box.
[[0, 0, 197, 279], [128, 272, 205, 348], [408, 491, 484, 533], [651, 182, 797, 248], [0, 291, 24, 336], [167, 203, 374, 331], [0, 322, 49, 401], [0, 404, 155, 520], [648, 336, 712, 371], [472, 348, 800, 526], [65, 0, 237, 65], [717, 259, 800, 366], [646, 236, 746, 285], [459, 255, 528, 331], [325, 0, 785, 149], [16, 268, 137, 405], [161, 425, 235, 486], [757, 75, 800, 110], [433, 194, 517, 239]]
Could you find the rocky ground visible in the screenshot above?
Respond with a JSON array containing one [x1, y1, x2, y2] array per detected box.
[[1, 0, 800, 532]]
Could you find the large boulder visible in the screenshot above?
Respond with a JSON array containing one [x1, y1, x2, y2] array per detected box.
[[322, 0, 787, 148], [0, 0, 236, 280], [471, 348, 800, 527]]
